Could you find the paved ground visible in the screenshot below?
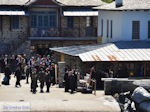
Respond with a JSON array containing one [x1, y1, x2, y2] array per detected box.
[[0, 74, 120, 112]]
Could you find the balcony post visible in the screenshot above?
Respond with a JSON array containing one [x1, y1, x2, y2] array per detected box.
[[78, 17, 80, 37], [58, 8, 62, 37]]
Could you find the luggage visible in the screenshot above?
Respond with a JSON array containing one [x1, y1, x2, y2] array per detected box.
[[81, 88, 93, 94], [3, 76, 8, 81], [2, 76, 9, 85]]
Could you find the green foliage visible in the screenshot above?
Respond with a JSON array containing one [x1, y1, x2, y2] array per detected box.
[[102, 0, 113, 3]]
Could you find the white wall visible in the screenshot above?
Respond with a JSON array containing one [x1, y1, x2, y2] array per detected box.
[[98, 10, 122, 43], [98, 10, 150, 43], [122, 10, 150, 41]]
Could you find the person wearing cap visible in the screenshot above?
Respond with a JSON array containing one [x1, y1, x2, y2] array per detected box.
[[50, 63, 55, 85], [4, 54, 8, 66], [45, 67, 51, 93], [15, 66, 22, 87], [10, 55, 17, 74], [4, 64, 11, 85], [26, 65, 31, 84], [31, 68, 38, 94], [69, 71, 76, 94], [38, 65, 45, 93], [64, 68, 69, 92]]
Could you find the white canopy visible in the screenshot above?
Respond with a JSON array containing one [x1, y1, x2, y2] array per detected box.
[[63, 11, 98, 16], [0, 11, 26, 15]]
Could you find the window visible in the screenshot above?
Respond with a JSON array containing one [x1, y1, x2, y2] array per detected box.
[[38, 16, 42, 27], [101, 19, 103, 36], [11, 16, 19, 29], [30, 11, 57, 28], [31, 15, 37, 28], [44, 16, 48, 27], [110, 20, 113, 39], [132, 21, 140, 40], [67, 17, 74, 28], [107, 20, 109, 38], [49, 15, 57, 28], [86, 17, 93, 27], [148, 21, 150, 39]]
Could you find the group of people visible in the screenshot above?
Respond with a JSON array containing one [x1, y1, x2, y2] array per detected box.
[[0, 54, 101, 94], [64, 66, 80, 94], [0, 54, 27, 85], [0, 54, 56, 94], [29, 55, 55, 94]]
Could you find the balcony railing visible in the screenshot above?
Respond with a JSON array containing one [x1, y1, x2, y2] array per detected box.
[[30, 27, 97, 37], [30, 28, 60, 37]]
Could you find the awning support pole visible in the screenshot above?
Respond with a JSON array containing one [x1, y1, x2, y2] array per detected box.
[[61, 53, 65, 62]]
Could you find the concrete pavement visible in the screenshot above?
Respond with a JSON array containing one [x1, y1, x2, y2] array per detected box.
[[0, 74, 120, 112]]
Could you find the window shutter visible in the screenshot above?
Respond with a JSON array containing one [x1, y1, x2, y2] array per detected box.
[[67, 17, 74, 28], [107, 20, 109, 38], [101, 19, 103, 36], [11, 16, 19, 29], [148, 21, 150, 39], [132, 21, 140, 40], [110, 20, 113, 39]]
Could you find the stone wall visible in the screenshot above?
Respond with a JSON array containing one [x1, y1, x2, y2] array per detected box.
[[0, 16, 28, 43], [53, 52, 90, 74], [0, 16, 28, 54], [61, 16, 97, 37], [103, 78, 150, 95]]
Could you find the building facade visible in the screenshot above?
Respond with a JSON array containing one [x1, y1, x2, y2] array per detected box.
[[28, 0, 104, 55], [0, 0, 106, 55], [50, 0, 150, 78], [0, 4, 29, 54], [96, 0, 150, 43]]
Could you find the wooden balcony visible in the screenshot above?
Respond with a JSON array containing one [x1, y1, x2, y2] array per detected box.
[[29, 27, 97, 38]]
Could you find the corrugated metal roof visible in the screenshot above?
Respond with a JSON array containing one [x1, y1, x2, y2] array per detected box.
[[50, 44, 102, 56], [63, 11, 98, 16], [0, 11, 27, 15], [50, 41, 150, 62], [79, 41, 150, 62]]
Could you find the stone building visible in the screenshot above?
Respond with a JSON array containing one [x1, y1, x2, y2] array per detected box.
[[0, 0, 32, 55], [0, 0, 106, 55], [28, 0, 106, 55]]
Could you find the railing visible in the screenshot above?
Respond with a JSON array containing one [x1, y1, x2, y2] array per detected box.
[[30, 27, 97, 37], [30, 28, 60, 37]]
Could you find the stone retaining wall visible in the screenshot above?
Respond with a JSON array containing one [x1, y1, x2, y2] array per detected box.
[[103, 78, 150, 95]]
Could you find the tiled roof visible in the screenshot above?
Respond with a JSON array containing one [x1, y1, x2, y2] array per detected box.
[[95, 0, 150, 10], [0, 0, 106, 6], [0, 0, 36, 6], [56, 0, 106, 6]]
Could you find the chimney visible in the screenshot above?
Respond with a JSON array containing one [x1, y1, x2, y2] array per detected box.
[[116, 0, 123, 7]]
